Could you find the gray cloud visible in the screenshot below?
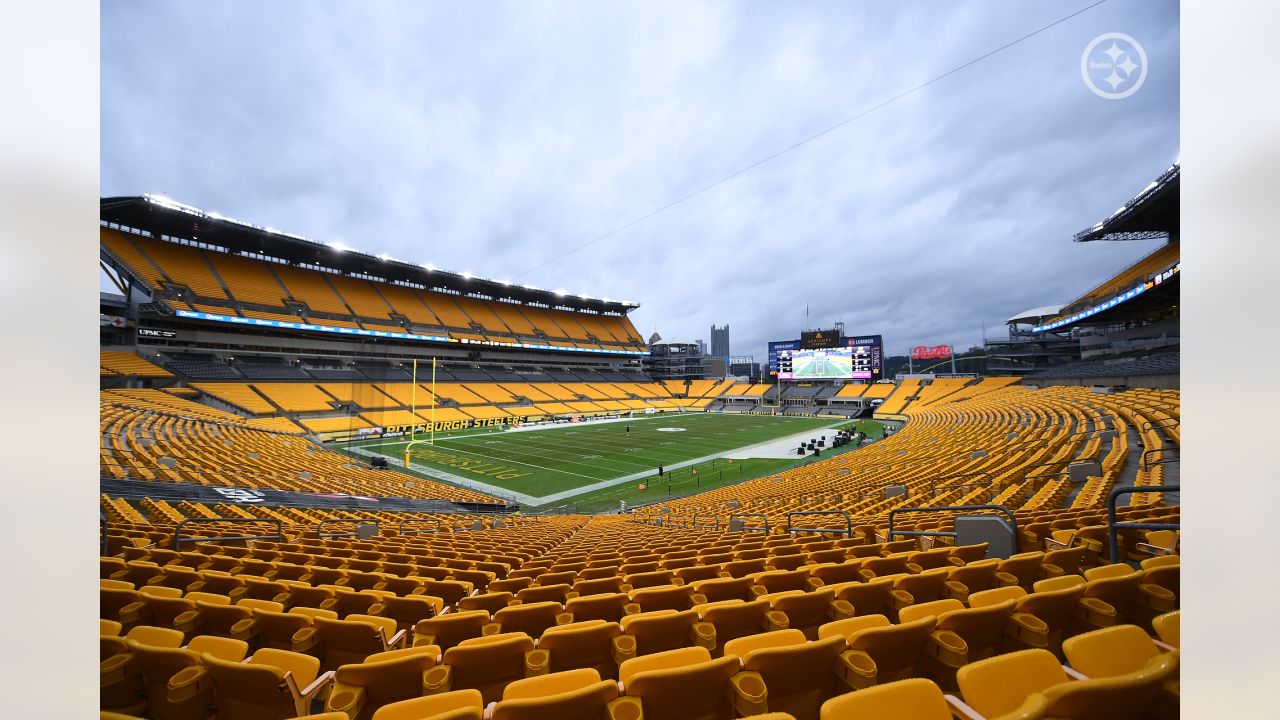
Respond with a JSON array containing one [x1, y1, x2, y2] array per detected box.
[[102, 0, 1179, 360]]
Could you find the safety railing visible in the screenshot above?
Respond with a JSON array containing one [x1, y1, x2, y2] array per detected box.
[[887, 504, 1018, 541], [317, 518, 380, 539], [786, 511, 853, 537], [1140, 447, 1180, 471], [174, 517, 283, 549], [1106, 485, 1180, 563], [855, 486, 910, 500], [691, 513, 720, 530], [1140, 418, 1180, 433], [728, 513, 770, 535], [930, 472, 993, 498], [398, 518, 442, 535]]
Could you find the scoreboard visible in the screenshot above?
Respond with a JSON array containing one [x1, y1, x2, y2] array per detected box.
[[770, 334, 883, 381]]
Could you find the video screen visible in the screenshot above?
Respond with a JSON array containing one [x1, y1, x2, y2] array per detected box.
[[778, 346, 874, 380]]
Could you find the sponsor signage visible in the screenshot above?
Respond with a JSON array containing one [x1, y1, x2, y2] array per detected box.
[[912, 345, 952, 360], [100, 314, 126, 328], [172, 309, 648, 356], [138, 327, 178, 339], [1032, 263, 1178, 332]]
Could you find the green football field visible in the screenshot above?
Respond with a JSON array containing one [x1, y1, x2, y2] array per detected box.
[[344, 412, 877, 506]]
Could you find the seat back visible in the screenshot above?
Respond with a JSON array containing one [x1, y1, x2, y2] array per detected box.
[[565, 593, 630, 623], [955, 647, 1066, 718], [538, 620, 622, 676], [1062, 624, 1163, 677], [491, 668, 618, 720], [620, 647, 740, 720], [819, 677, 953, 719], [619, 609, 699, 656], [1042, 654, 1178, 719], [494, 602, 564, 638], [414, 611, 490, 651], [442, 633, 536, 704], [845, 616, 937, 681], [742, 633, 846, 719], [331, 647, 438, 710], [203, 650, 307, 719]]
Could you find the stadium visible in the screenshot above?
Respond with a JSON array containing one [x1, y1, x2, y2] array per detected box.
[[98, 159, 1180, 719], [77, 2, 1204, 719]]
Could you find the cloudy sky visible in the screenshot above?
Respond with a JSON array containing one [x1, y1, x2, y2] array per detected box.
[[101, 0, 1178, 360]]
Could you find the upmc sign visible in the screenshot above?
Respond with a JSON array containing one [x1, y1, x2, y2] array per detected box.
[[912, 345, 952, 360]]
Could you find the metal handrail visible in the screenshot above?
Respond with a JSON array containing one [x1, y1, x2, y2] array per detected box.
[[930, 472, 992, 497], [1140, 418, 1180, 433], [856, 485, 909, 500], [888, 504, 1018, 541], [728, 513, 770, 534], [1107, 485, 1180, 563], [174, 517, 283, 549], [786, 511, 853, 537], [1140, 447, 1180, 470], [931, 480, 993, 499], [692, 513, 720, 530], [317, 517, 381, 539], [398, 518, 441, 535]]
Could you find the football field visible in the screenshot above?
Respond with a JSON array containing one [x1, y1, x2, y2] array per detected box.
[[344, 412, 864, 506]]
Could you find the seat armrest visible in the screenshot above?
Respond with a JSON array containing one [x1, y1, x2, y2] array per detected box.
[[388, 628, 408, 648], [1037, 562, 1065, 579], [365, 602, 387, 617], [524, 649, 550, 676], [943, 580, 970, 602], [291, 626, 320, 653], [623, 603, 642, 616], [173, 609, 202, 633], [726, 671, 768, 717], [1075, 598, 1118, 628], [300, 670, 334, 702], [325, 682, 366, 717], [423, 664, 452, 694], [482, 622, 503, 636], [888, 589, 914, 612], [763, 611, 789, 632], [606, 696, 644, 720], [689, 593, 707, 606], [926, 630, 969, 668], [414, 633, 437, 648], [905, 562, 924, 575], [1063, 665, 1089, 681], [166, 665, 210, 703], [804, 577, 825, 592], [994, 571, 1020, 587], [611, 635, 637, 665], [1137, 583, 1177, 612], [945, 694, 991, 720], [691, 622, 716, 650], [555, 612, 575, 626], [117, 601, 148, 625], [836, 650, 878, 690], [827, 600, 855, 621], [99, 654, 136, 685], [1006, 612, 1050, 648], [946, 557, 967, 568]]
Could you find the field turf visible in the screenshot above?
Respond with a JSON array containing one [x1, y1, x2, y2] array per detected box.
[[348, 412, 861, 503]]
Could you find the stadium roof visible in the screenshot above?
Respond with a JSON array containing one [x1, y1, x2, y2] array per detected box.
[[100, 195, 641, 315], [1007, 305, 1064, 324], [1073, 161, 1179, 242]]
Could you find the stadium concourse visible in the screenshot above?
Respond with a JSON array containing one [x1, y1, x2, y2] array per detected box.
[[99, 197, 1179, 719]]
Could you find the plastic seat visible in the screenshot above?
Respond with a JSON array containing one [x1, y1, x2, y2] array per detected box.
[[1062, 624, 1175, 678], [819, 678, 958, 720], [203, 647, 334, 719], [312, 614, 407, 670], [899, 598, 1016, 689], [806, 561, 865, 589], [613, 609, 715, 661], [695, 599, 788, 655], [537, 620, 622, 678], [748, 570, 810, 596], [956, 647, 1175, 720], [1152, 610, 1179, 648], [905, 548, 953, 573], [490, 667, 619, 720], [282, 583, 340, 613], [369, 689, 484, 720], [995, 552, 1045, 590], [122, 639, 211, 720], [826, 578, 903, 617], [725, 630, 848, 719], [974, 584, 1079, 657], [1077, 567, 1176, 632], [101, 626, 186, 715], [382, 594, 444, 633], [690, 576, 753, 604], [516, 583, 572, 606], [762, 588, 852, 639], [675, 565, 725, 584], [490, 602, 569, 638], [890, 568, 951, 605], [565, 593, 632, 623], [250, 606, 335, 653], [413, 610, 492, 651], [426, 632, 542, 704], [819, 614, 937, 688], [945, 559, 1001, 600], [615, 646, 747, 720], [860, 553, 911, 578], [325, 645, 442, 720], [629, 584, 698, 613]]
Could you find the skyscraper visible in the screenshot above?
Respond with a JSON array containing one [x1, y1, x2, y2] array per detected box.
[[710, 324, 730, 358]]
